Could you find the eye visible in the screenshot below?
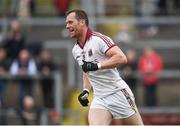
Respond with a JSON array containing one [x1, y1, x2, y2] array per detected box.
[[69, 21, 73, 24]]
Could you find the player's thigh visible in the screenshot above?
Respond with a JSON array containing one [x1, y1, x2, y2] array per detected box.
[[110, 119, 123, 125], [122, 111, 143, 125], [88, 108, 113, 125]]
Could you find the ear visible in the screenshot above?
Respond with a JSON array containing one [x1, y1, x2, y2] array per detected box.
[[79, 19, 86, 26]]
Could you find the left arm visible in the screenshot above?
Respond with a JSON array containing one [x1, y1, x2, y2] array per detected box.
[[100, 46, 127, 69], [82, 46, 127, 72]]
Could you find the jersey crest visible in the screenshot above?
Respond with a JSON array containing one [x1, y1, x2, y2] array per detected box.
[[88, 49, 93, 57]]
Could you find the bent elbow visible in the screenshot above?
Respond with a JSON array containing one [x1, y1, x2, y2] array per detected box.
[[118, 54, 127, 65], [122, 55, 128, 64]]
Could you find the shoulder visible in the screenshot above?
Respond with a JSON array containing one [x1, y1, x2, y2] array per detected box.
[[92, 31, 114, 44], [92, 32, 109, 40], [139, 55, 145, 60]]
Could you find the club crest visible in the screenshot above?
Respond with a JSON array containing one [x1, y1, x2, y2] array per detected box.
[[88, 49, 93, 57]]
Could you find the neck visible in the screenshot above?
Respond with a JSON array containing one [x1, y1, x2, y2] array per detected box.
[[77, 27, 88, 46]]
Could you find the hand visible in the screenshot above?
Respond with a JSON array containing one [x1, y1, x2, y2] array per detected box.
[[42, 67, 50, 76], [19, 68, 27, 76], [78, 90, 89, 107], [82, 60, 98, 73]]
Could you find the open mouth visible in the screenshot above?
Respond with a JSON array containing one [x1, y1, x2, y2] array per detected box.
[[69, 28, 74, 33]]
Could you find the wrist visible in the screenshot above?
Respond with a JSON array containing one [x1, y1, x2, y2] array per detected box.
[[97, 63, 101, 69], [83, 88, 90, 93]]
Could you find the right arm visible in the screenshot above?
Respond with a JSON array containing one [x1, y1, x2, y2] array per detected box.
[[77, 73, 91, 107], [83, 73, 92, 92], [72, 46, 91, 106]]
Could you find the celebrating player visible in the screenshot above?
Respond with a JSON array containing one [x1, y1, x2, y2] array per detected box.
[[65, 9, 143, 125]]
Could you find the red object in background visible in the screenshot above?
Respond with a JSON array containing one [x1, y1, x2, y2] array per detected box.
[[111, 113, 180, 125], [49, 111, 60, 122], [138, 52, 163, 85], [142, 113, 180, 125], [54, 0, 71, 16]]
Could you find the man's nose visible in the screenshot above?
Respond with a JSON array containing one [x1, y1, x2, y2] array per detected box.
[[66, 24, 69, 29]]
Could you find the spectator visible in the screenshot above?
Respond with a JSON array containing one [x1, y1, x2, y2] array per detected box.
[[157, 0, 180, 15], [17, 0, 32, 19], [38, 49, 56, 108], [121, 49, 138, 98], [0, 47, 9, 107], [140, 0, 159, 16], [114, 23, 133, 44], [138, 0, 159, 38], [138, 46, 163, 106], [18, 96, 41, 125], [157, 0, 168, 15], [9, 49, 37, 109], [4, 20, 26, 63], [29, 0, 36, 17]]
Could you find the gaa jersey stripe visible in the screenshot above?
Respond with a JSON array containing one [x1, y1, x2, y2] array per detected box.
[[121, 88, 137, 112], [105, 44, 116, 54], [92, 32, 113, 47], [92, 32, 112, 47]]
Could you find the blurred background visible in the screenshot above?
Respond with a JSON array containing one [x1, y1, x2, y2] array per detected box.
[[0, 0, 180, 125]]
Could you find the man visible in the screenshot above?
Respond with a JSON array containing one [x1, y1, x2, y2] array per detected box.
[[4, 20, 25, 63], [65, 9, 143, 125], [138, 46, 163, 106], [18, 96, 41, 125], [38, 49, 56, 108], [10, 49, 37, 110]]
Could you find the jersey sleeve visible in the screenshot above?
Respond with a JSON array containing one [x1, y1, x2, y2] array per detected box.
[[72, 45, 83, 66], [98, 35, 116, 54]]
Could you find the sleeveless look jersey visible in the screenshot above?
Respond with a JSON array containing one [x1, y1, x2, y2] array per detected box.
[[72, 28, 129, 98]]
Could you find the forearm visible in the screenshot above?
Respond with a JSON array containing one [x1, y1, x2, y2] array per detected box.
[[78, 73, 90, 107], [81, 46, 127, 72], [83, 73, 91, 91], [100, 54, 127, 69], [98, 46, 127, 69]]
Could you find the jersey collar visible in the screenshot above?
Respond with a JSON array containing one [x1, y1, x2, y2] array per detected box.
[[77, 28, 92, 49]]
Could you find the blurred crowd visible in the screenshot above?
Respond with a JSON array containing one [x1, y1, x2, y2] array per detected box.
[[8, 0, 72, 19], [2, 0, 180, 19], [0, 20, 58, 124], [119, 46, 163, 107]]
